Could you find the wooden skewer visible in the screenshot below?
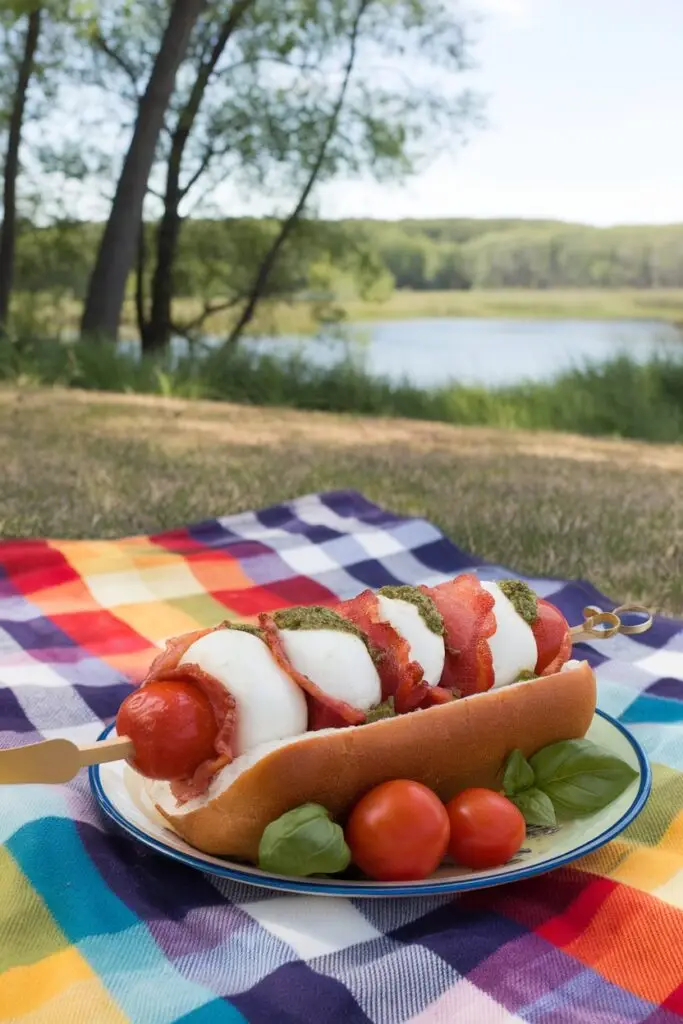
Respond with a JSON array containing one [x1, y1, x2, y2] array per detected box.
[[0, 600, 655, 786], [0, 735, 134, 785]]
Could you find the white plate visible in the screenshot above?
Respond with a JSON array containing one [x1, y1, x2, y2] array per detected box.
[[90, 709, 651, 898]]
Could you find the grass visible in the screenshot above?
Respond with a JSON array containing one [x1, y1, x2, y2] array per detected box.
[[328, 288, 683, 327], [15, 288, 683, 340], [4, 335, 683, 445], [1, 386, 682, 615]]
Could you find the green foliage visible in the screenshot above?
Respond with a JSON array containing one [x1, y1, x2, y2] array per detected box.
[[4, 335, 683, 444]]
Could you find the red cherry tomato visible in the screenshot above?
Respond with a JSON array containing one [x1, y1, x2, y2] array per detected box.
[[116, 680, 218, 780], [345, 780, 450, 881], [532, 599, 570, 673], [445, 788, 526, 869]]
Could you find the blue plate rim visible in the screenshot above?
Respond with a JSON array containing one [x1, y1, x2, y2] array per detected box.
[[89, 708, 652, 898]]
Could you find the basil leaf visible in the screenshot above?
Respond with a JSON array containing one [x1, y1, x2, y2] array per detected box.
[[502, 749, 535, 796], [258, 803, 351, 877], [510, 787, 557, 826], [530, 739, 639, 817]]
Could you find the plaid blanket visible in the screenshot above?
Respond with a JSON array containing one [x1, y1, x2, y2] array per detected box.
[[1, 489, 682, 1024]]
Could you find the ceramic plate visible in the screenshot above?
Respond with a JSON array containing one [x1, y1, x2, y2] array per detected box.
[[90, 709, 651, 898]]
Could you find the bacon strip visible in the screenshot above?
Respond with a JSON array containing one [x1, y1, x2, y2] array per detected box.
[[419, 686, 455, 708], [336, 589, 429, 714], [259, 613, 366, 728], [421, 574, 496, 696], [137, 625, 238, 803], [539, 629, 572, 677], [143, 625, 220, 681]]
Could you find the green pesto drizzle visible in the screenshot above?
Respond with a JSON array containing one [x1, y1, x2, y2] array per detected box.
[[515, 669, 538, 682], [378, 585, 445, 636], [220, 621, 265, 640], [363, 697, 397, 723], [273, 604, 384, 660], [498, 579, 538, 626], [273, 605, 364, 638]]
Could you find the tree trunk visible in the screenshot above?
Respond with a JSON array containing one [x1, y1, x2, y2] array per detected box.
[[142, 0, 253, 353], [225, 0, 370, 347], [135, 221, 148, 346], [0, 8, 41, 332], [80, 0, 207, 342], [143, 170, 182, 351]]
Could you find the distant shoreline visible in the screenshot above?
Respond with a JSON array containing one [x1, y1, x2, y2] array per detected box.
[[153, 288, 683, 337], [23, 287, 683, 342]]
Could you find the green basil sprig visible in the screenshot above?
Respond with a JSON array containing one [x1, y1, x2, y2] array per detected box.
[[502, 748, 535, 796], [502, 739, 639, 826], [511, 787, 557, 827], [258, 803, 351, 877]]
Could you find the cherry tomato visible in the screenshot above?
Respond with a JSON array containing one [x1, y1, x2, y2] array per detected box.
[[445, 788, 525, 869], [345, 780, 450, 881], [116, 680, 218, 780], [532, 599, 570, 673]]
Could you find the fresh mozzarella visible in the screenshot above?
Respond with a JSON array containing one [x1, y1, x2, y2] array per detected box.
[[479, 581, 538, 687], [180, 630, 308, 756], [375, 594, 445, 686], [561, 659, 582, 672], [278, 628, 381, 709]]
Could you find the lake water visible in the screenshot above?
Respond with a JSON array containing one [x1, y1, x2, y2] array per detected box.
[[245, 317, 683, 389]]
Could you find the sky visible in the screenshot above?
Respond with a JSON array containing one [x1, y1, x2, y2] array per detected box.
[[312, 0, 683, 225]]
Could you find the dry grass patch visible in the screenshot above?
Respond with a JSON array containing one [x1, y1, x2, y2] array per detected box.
[[1, 386, 681, 614]]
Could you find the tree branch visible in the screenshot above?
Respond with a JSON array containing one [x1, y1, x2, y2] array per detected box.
[[92, 32, 140, 96], [174, 295, 242, 337], [224, 0, 371, 346], [145, 183, 166, 202], [216, 54, 321, 77], [178, 140, 221, 200]]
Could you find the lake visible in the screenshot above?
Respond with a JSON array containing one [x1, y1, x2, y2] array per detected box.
[[246, 317, 683, 389]]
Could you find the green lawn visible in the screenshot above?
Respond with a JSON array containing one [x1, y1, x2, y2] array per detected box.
[[2, 387, 681, 615]]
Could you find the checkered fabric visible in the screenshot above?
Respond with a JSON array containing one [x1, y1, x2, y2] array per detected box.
[[1, 489, 682, 1023]]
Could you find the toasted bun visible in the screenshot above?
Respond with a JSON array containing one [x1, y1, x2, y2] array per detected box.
[[155, 661, 596, 861]]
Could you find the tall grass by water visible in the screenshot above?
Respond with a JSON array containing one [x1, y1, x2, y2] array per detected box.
[[3, 335, 683, 443]]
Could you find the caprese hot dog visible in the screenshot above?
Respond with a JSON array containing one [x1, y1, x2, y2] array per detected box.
[[112, 575, 597, 859]]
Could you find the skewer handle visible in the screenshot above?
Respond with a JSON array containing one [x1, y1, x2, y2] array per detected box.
[[570, 603, 653, 640], [0, 735, 134, 785]]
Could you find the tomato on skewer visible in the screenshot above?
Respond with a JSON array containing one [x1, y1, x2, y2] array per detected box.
[[117, 679, 219, 781], [532, 598, 572, 676]]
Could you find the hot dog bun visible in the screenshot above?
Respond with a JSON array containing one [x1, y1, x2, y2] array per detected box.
[[149, 660, 596, 861]]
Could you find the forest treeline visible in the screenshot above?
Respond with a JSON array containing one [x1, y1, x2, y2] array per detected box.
[[15, 216, 683, 303]]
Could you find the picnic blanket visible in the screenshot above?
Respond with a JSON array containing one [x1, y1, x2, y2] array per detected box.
[[1, 489, 682, 1024]]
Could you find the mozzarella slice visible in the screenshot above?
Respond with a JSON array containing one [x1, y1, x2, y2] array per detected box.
[[479, 581, 538, 687], [375, 594, 445, 686], [278, 628, 381, 710], [180, 629, 307, 756]]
